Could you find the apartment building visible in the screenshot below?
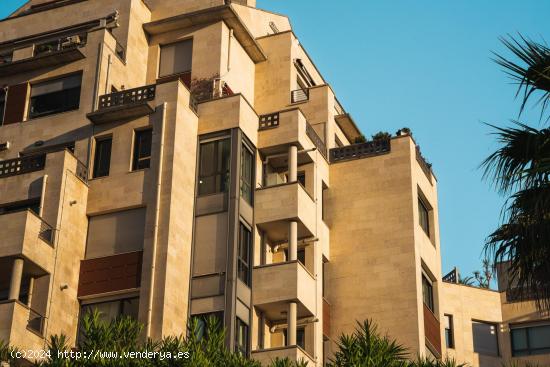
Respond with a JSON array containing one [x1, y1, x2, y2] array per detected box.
[[0, 0, 448, 365], [442, 267, 550, 367]]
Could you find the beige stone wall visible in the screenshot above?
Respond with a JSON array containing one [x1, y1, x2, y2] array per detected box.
[[441, 283, 503, 367]]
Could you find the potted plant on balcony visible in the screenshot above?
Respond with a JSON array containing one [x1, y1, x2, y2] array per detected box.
[[372, 131, 392, 141]]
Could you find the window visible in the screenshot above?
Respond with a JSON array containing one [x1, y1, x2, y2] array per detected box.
[[511, 324, 550, 356], [322, 181, 328, 222], [0, 88, 5, 124], [132, 129, 152, 170], [235, 318, 249, 356], [159, 39, 193, 78], [93, 137, 112, 178], [444, 314, 454, 349], [284, 248, 305, 265], [240, 145, 254, 205], [297, 171, 306, 187], [29, 74, 81, 119], [79, 297, 139, 341], [193, 312, 224, 341], [198, 138, 230, 196], [418, 197, 430, 236], [238, 224, 251, 286], [284, 327, 306, 349], [422, 275, 434, 312], [472, 321, 499, 356]]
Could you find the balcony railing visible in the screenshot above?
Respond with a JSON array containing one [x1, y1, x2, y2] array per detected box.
[[34, 34, 87, 58], [0, 154, 46, 179], [27, 308, 45, 335], [291, 88, 309, 103], [330, 139, 391, 163], [259, 112, 280, 130], [98, 85, 156, 110], [38, 218, 55, 245], [423, 304, 442, 357], [416, 146, 433, 184], [306, 123, 327, 159], [75, 159, 88, 183]]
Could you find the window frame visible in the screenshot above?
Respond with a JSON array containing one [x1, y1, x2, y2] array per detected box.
[[511, 323, 550, 356], [92, 135, 112, 178], [240, 143, 254, 205], [132, 128, 153, 171], [158, 38, 193, 79], [422, 274, 435, 313], [28, 72, 82, 119], [237, 222, 252, 286], [472, 320, 500, 357], [444, 314, 455, 349], [418, 196, 431, 237], [198, 137, 231, 196], [235, 317, 249, 356]]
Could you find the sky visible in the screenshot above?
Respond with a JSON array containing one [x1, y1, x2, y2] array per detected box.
[[1, 1, 548, 285]]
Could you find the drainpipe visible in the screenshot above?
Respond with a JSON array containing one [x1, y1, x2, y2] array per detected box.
[[104, 54, 112, 95], [145, 103, 167, 338], [227, 29, 233, 72], [39, 174, 48, 217]]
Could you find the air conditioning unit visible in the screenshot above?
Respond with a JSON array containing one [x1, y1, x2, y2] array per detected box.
[[61, 35, 81, 48], [0, 141, 10, 151]]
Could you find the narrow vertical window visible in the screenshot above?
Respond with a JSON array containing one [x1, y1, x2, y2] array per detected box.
[[198, 138, 230, 196], [235, 318, 249, 356], [0, 88, 5, 124], [240, 145, 254, 205], [418, 197, 430, 236], [322, 182, 328, 222], [132, 129, 152, 170], [238, 223, 251, 286], [422, 275, 434, 312], [93, 137, 112, 178], [444, 314, 454, 348]]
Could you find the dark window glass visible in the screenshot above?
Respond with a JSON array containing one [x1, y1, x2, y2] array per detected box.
[[0, 89, 5, 124], [445, 314, 454, 348], [0, 199, 40, 216], [472, 321, 499, 356], [29, 74, 81, 119], [235, 318, 249, 356], [418, 198, 430, 236], [240, 145, 254, 204], [193, 312, 224, 341], [511, 324, 550, 356], [133, 129, 152, 170], [238, 224, 251, 286], [284, 248, 305, 266], [79, 297, 139, 342], [93, 137, 112, 178], [198, 138, 230, 196], [422, 275, 434, 312], [284, 327, 306, 349], [297, 171, 306, 187]]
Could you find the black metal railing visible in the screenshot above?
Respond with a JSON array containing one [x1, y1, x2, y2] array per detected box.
[[189, 95, 198, 114], [306, 123, 327, 159], [291, 88, 309, 103], [38, 218, 55, 245], [75, 160, 88, 183], [416, 146, 433, 184], [259, 112, 280, 130], [34, 34, 87, 57], [0, 155, 46, 179], [27, 308, 45, 335], [98, 85, 156, 110], [330, 139, 391, 163], [442, 268, 459, 284]]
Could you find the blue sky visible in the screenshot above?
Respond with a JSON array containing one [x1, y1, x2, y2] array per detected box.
[[2, 1, 549, 284]]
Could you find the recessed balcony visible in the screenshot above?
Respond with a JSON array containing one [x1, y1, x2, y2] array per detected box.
[[0, 300, 46, 350], [255, 182, 316, 243], [253, 260, 316, 321], [0, 35, 86, 77], [0, 155, 46, 180], [252, 345, 316, 366], [0, 210, 55, 273], [87, 85, 156, 124]]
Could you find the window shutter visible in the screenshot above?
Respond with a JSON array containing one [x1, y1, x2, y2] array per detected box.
[[4, 83, 29, 124]]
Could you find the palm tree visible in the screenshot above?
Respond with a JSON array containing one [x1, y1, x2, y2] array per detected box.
[[482, 34, 550, 311]]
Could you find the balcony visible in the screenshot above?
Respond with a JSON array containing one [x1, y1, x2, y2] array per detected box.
[[0, 155, 46, 179], [0, 34, 86, 77], [253, 261, 316, 321], [330, 139, 391, 163], [423, 304, 442, 358], [252, 345, 315, 366], [0, 210, 55, 273], [87, 85, 156, 124], [0, 300, 46, 350], [255, 182, 316, 242], [258, 109, 316, 157]]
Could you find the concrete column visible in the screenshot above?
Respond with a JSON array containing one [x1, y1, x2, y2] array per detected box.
[[27, 277, 35, 306], [288, 145, 298, 182], [288, 221, 298, 261], [287, 302, 297, 346], [8, 258, 24, 301]]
